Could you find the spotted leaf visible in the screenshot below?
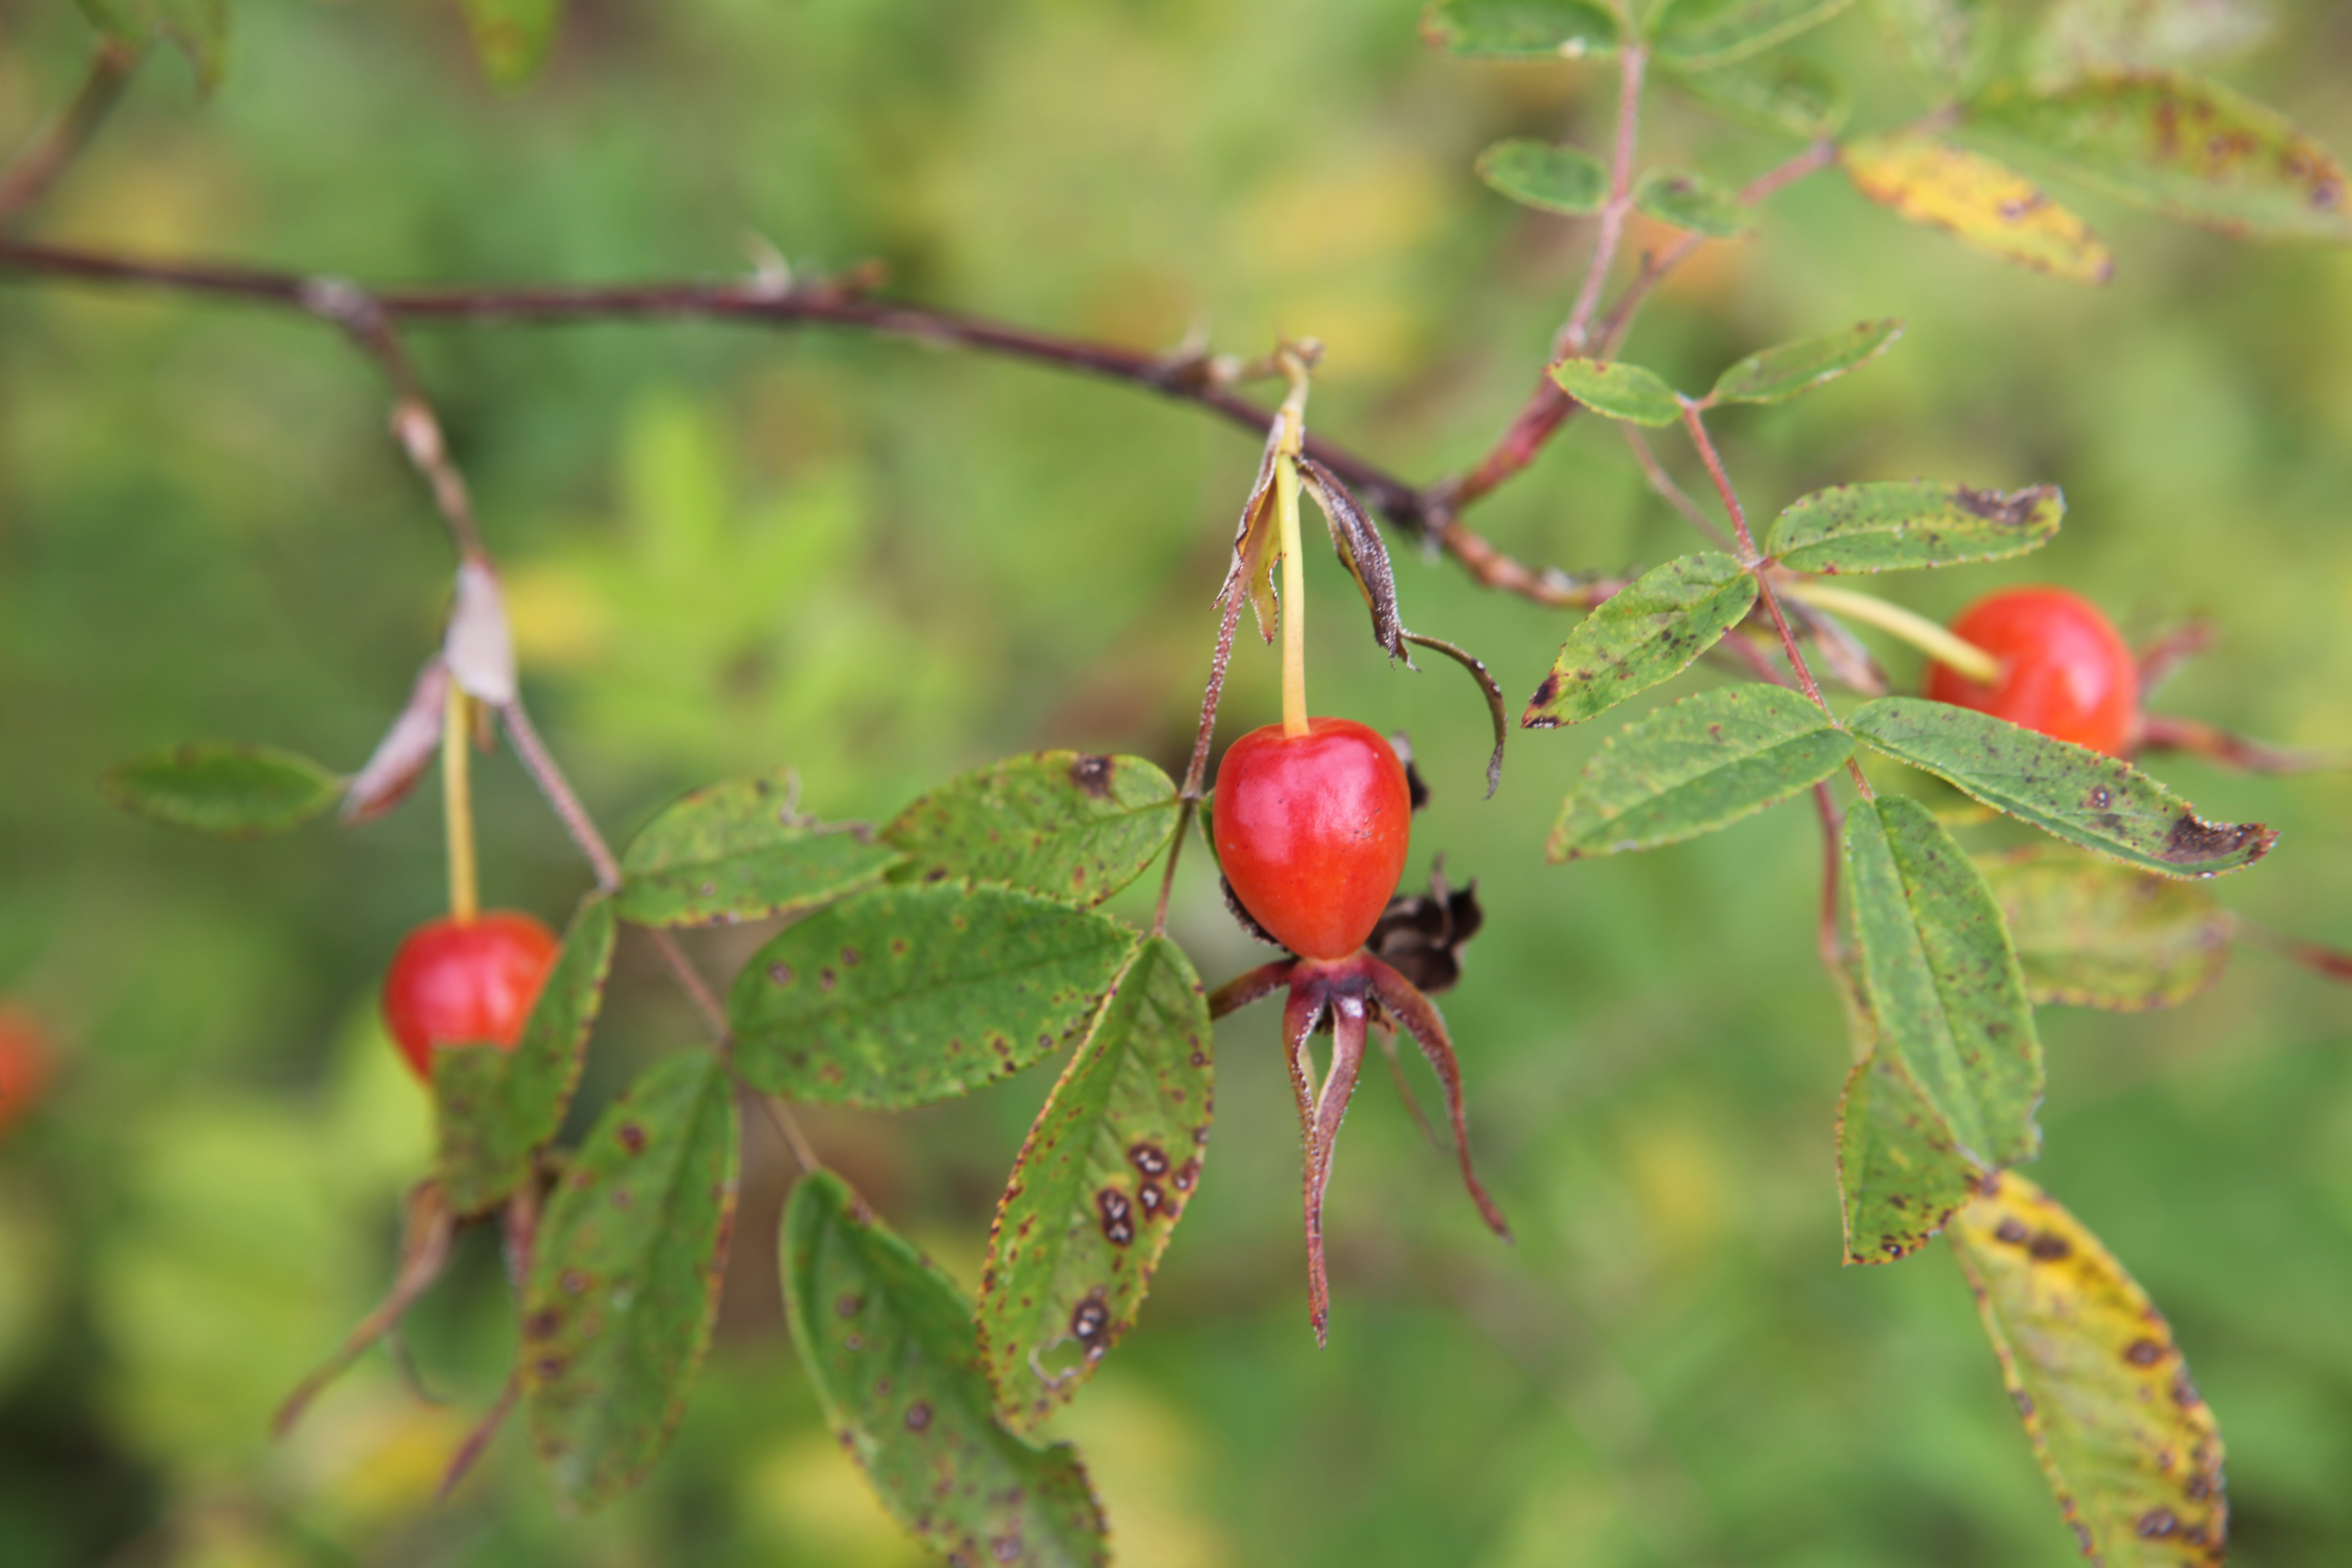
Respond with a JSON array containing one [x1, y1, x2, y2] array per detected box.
[[1842, 132, 2115, 283], [1836, 1050, 1980, 1264], [1653, 0, 1861, 69], [618, 769, 902, 928], [102, 742, 342, 839], [1976, 847, 2231, 1011], [884, 752, 1178, 908], [1768, 479, 2063, 573], [1522, 553, 1758, 728], [1421, 0, 1620, 58], [1661, 55, 1851, 140]]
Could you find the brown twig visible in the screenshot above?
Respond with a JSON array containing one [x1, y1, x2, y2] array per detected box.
[[0, 41, 140, 228]]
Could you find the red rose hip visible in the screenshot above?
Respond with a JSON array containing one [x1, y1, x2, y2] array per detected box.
[[0, 1006, 52, 1139], [382, 911, 559, 1081], [1214, 717, 1412, 961], [1925, 587, 2138, 756]]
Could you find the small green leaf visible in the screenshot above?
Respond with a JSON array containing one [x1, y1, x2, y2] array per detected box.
[[729, 885, 1136, 1109], [618, 770, 902, 928], [102, 743, 342, 839], [1662, 55, 1851, 140], [882, 752, 1177, 909], [1475, 140, 1609, 216], [1652, 0, 1861, 68], [2027, 0, 2274, 85], [1976, 848, 2231, 1011], [77, 0, 227, 90], [1548, 686, 1851, 860], [785, 1172, 1109, 1567], [980, 937, 1212, 1430], [1709, 319, 1903, 406], [1420, 0, 1620, 58], [1768, 480, 2063, 573], [1836, 1050, 1981, 1265], [1872, 0, 1993, 90], [1548, 358, 1684, 426], [460, 0, 562, 87], [1847, 698, 2280, 877], [1841, 132, 2115, 283], [1970, 72, 2352, 241], [1845, 796, 2043, 1168], [433, 892, 618, 1216], [1950, 1171, 2227, 1564], [522, 1050, 738, 1513], [1522, 554, 1758, 728], [1633, 167, 1754, 238]]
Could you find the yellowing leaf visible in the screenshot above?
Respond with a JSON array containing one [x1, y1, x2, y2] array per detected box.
[[1842, 132, 2115, 284]]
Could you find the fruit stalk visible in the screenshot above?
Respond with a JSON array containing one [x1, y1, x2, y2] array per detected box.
[[1276, 451, 1308, 738], [1782, 579, 1999, 683], [443, 680, 479, 924]]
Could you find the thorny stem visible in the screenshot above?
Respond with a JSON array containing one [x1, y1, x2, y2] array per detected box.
[[0, 41, 139, 228], [1781, 579, 1997, 683], [442, 684, 480, 923], [1560, 46, 1648, 357]]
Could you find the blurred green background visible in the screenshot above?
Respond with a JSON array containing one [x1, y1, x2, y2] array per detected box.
[[3, 0, 2350, 1563]]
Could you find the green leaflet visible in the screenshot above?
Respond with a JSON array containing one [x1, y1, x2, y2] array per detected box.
[[1652, 0, 1861, 69], [521, 1050, 738, 1513], [1970, 72, 2352, 242], [2026, 0, 2271, 83], [77, 0, 227, 90], [784, 1172, 1110, 1568], [728, 884, 1137, 1109], [1847, 697, 2278, 877], [1871, 0, 1992, 90], [1768, 479, 2062, 573], [1977, 847, 2231, 1011], [1661, 55, 1851, 140], [1420, 0, 1620, 59], [1632, 168, 1754, 238], [1836, 1050, 1980, 1264], [882, 751, 1178, 908], [1522, 553, 1757, 728], [1547, 686, 1850, 860], [1844, 796, 2042, 1168], [1951, 1171, 2228, 1564], [101, 742, 342, 838], [617, 769, 902, 928], [979, 937, 1212, 1430], [1709, 320, 1903, 407], [433, 891, 617, 1216], [461, 0, 563, 87], [1476, 140, 1609, 216], [1548, 357, 1683, 426]]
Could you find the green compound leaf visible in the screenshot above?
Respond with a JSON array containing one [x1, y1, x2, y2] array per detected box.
[[1950, 1171, 2228, 1565], [102, 742, 342, 839], [1847, 698, 2279, 877], [618, 770, 902, 928], [1872, 0, 1993, 91], [1420, 0, 1620, 59], [1841, 132, 2115, 284], [1652, 0, 1861, 69], [882, 752, 1178, 909], [1633, 167, 1754, 237], [1768, 479, 2063, 573], [1547, 686, 1851, 860], [1976, 847, 2231, 1011], [1836, 1050, 1981, 1264], [460, 0, 562, 88], [729, 884, 1136, 1109], [1522, 553, 1758, 728], [521, 1050, 738, 1514], [1662, 55, 1851, 140], [77, 0, 227, 90], [979, 937, 1212, 1431], [2027, 0, 2272, 83], [1845, 795, 2043, 1168], [433, 892, 618, 1217], [1475, 140, 1609, 216], [1548, 358, 1684, 426], [784, 1172, 1109, 1568], [1970, 71, 2352, 242], [1708, 319, 1903, 407]]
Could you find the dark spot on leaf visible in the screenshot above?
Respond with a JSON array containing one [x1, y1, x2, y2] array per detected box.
[[1069, 754, 1115, 798], [843, 1332, 864, 1351], [1952, 485, 2047, 527], [2161, 812, 2275, 867], [1098, 1188, 1135, 1246], [1070, 1296, 1110, 1345], [1129, 1142, 1170, 1178], [905, 1400, 932, 1432], [834, 1293, 861, 1318], [1994, 1218, 2030, 1246], [2012, 1389, 2035, 1418], [2138, 1509, 2179, 1540], [769, 962, 794, 985], [2125, 1338, 2165, 1367], [992, 1535, 1023, 1564], [560, 1269, 588, 1296], [610, 1187, 634, 1209], [819, 967, 837, 991], [2027, 1231, 2071, 1262], [534, 1354, 564, 1381], [525, 1308, 562, 1339], [1528, 673, 1562, 711], [2173, 1372, 2202, 1408], [1137, 1181, 1166, 1217], [616, 1122, 647, 1155], [2087, 786, 2111, 810], [1173, 1158, 1200, 1192], [841, 946, 861, 968]]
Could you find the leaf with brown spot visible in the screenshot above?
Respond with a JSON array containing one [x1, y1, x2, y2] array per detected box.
[[1951, 1171, 2228, 1565], [1978, 847, 2232, 1011], [1841, 132, 2115, 283], [618, 769, 902, 928], [521, 1050, 738, 1514], [1971, 70, 2350, 241], [1768, 479, 2063, 573], [979, 936, 1212, 1430], [1635, 168, 1756, 239], [883, 751, 1178, 908], [784, 1171, 1109, 1568], [1522, 552, 1758, 728], [1836, 1051, 1981, 1265]]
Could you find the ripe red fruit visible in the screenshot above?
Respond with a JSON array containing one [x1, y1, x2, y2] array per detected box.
[[1925, 587, 2139, 756], [381, 911, 559, 1081], [0, 1006, 52, 1139], [1214, 717, 1412, 962]]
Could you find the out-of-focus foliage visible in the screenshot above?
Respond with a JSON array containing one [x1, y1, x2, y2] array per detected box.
[[1, 0, 2349, 1564]]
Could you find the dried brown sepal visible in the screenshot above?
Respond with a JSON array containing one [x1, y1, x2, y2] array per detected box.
[[1387, 731, 1431, 812], [1296, 456, 1411, 665], [273, 1180, 458, 1436], [1401, 631, 1508, 798], [1214, 418, 1287, 643], [343, 656, 449, 824], [1368, 859, 1483, 995], [444, 555, 518, 705]]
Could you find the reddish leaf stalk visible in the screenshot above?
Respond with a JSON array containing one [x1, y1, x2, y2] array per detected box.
[[1560, 46, 1649, 356]]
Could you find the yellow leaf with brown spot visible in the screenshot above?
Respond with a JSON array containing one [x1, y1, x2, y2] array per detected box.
[[1950, 1172, 2226, 1565], [1842, 132, 2115, 284]]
